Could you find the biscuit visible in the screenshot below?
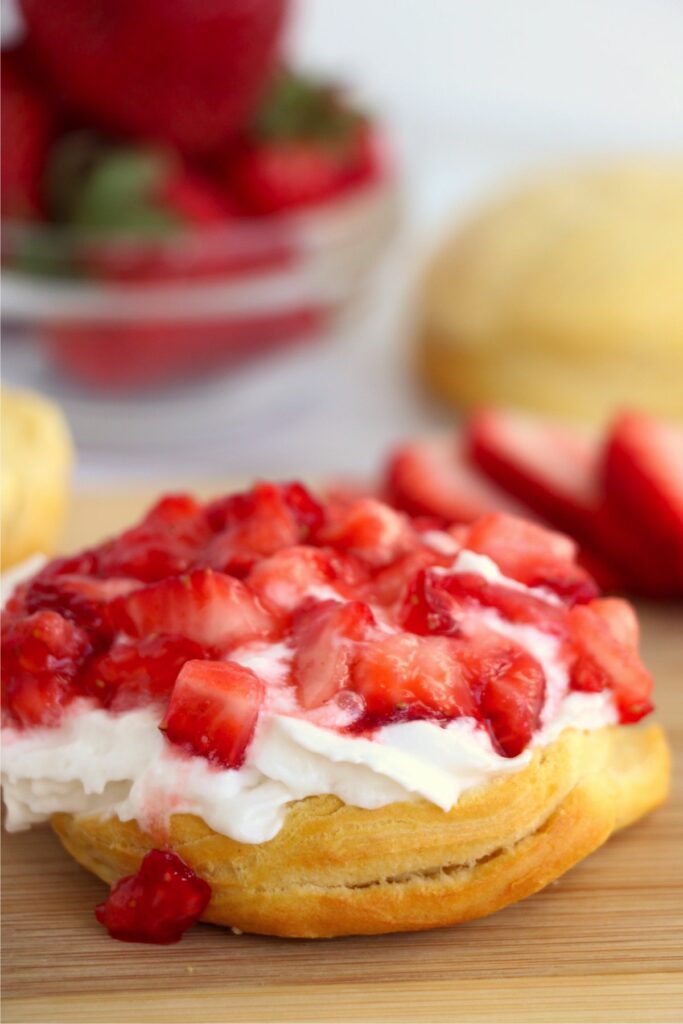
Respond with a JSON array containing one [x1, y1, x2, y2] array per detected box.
[[417, 163, 683, 421], [52, 722, 670, 938]]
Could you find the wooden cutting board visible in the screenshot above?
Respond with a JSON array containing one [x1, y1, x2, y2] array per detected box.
[[3, 486, 683, 1024]]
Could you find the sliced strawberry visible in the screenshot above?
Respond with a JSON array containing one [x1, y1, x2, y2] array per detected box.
[[385, 437, 518, 525], [83, 635, 206, 711], [365, 545, 451, 608], [111, 569, 275, 651], [463, 514, 598, 604], [603, 413, 683, 585], [467, 408, 676, 595], [96, 494, 211, 583], [292, 599, 378, 709], [320, 498, 413, 567], [458, 631, 546, 757], [568, 602, 653, 722], [351, 633, 476, 724], [161, 660, 264, 768], [1, 610, 92, 727], [95, 849, 211, 945]]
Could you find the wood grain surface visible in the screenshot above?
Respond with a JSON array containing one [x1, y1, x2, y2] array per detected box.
[[2, 486, 682, 1024]]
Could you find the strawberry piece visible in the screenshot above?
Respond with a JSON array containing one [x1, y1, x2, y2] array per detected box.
[[204, 482, 325, 572], [603, 413, 683, 585], [95, 849, 211, 945], [351, 633, 477, 724], [366, 545, 452, 608], [385, 437, 518, 526], [96, 494, 211, 583], [463, 514, 599, 604], [228, 70, 380, 214], [21, 0, 288, 154], [459, 631, 546, 757], [83, 635, 205, 711], [247, 546, 339, 616], [568, 601, 653, 722], [161, 660, 264, 767], [320, 498, 413, 568], [111, 569, 274, 651], [468, 408, 677, 595], [1, 610, 92, 727], [23, 573, 140, 638], [292, 599, 378, 709]]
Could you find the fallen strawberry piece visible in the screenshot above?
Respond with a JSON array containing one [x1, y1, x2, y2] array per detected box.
[[95, 849, 211, 944], [111, 569, 275, 651], [385, 437, 518, 525], [463, 514, 598, 604], [603, 413, 683, 587], [351, 632, 476, 724], [292, 599, 378, 709], [568, 601, 653, 722], [161, 659, 264, 767], [1, 610, 92, 727], [83, 635, 206, 711]]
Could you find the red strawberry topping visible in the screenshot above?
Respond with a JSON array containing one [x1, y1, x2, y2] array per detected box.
[[95, 849, 211, 945], [83, 635, 206, 711], [161, 660, 265, 768], [292, 599, 378, 709]]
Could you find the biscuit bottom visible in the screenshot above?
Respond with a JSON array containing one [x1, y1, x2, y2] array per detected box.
[[52, 724, 670, 938]]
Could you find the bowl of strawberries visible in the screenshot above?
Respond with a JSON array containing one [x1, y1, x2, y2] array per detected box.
[[2, 0, 398, 393]]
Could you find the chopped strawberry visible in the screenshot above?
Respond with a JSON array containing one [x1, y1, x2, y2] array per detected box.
[[23, 573, 140, 638], [227, 70, 381, 214], [568, 602, 653, 722], [83, 635, 205, 711], [366, 546, 450, 608], [320, 498, 413, 567], [385, 437, 518, 526], [1, 610, 92, 727], [603, 413, 683, 586], [463, 514, 598, 604], [204, 482, 325, 570], [96, 494, 211, 583], [111, 569, 275, 651], [95, 849, 211, 945], [161, 659, 264, 768], [459, 631, 546, 757], [247, 546, 338, 616], [351, 633, 476, 724], [292, 599, 378, 709]]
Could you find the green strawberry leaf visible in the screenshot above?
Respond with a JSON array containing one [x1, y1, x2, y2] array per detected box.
[[251, 69, 365, 148]]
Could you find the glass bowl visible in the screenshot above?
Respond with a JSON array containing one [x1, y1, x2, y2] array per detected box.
[[2, 175, 399, 393]]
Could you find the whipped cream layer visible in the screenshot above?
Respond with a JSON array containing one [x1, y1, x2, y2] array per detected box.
[[1, 546, 619, 843]]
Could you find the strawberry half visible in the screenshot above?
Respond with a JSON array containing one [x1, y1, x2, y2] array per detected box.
[[351, 632, 476, 724], [603, 412, 683, 587], [1, 50, 52, 220], [111, 569, 275, 651], [95, 849, 211, 945], [161, 659, 265, 768], [385, 437, 519, 526], [568, 600, 653, 722]]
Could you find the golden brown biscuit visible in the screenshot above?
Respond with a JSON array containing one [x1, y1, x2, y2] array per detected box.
[[52, 722, 669, 938], [418, 163, 683, 422], [1, 388, 73, 570]]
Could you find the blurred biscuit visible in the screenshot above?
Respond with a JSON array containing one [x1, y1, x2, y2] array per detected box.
[[418, 163, 683, 421], [1, 388, 73, 570]]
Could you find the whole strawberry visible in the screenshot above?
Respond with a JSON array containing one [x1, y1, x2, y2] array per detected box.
[[1, 49, 52, 219], [19, 0, 289, 154], [228, 70, 382, 215]]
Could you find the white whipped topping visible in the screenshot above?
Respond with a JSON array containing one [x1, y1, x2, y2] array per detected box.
[[1, 551, 620, 843]]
